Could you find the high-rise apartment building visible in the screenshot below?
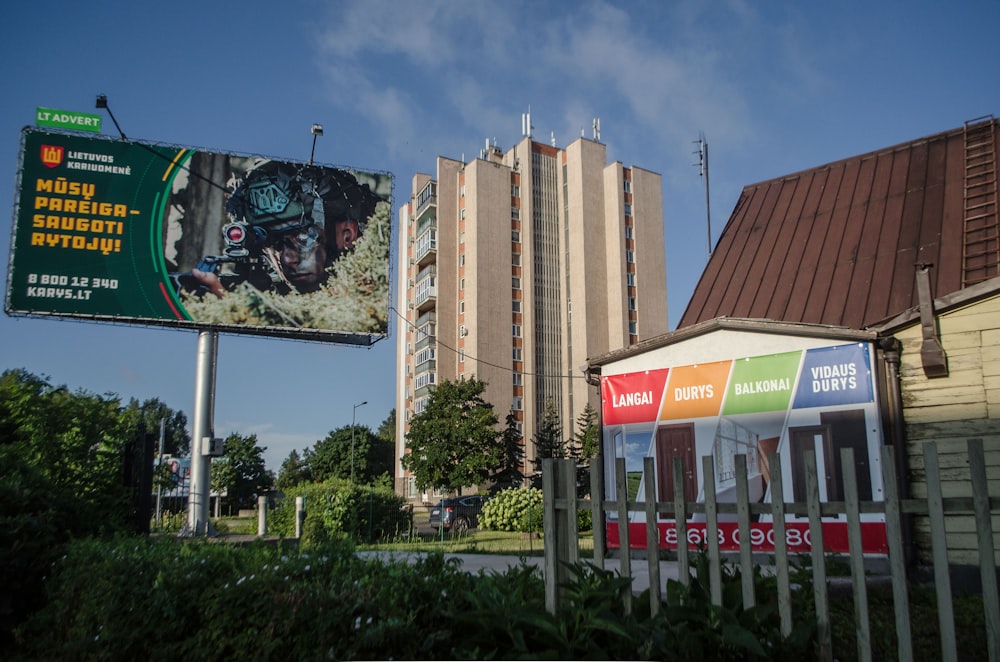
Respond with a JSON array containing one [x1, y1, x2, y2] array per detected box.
[[394, 124, 668, 501]]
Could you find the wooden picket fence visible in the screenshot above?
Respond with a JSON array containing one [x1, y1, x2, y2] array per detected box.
[[540, 439, 1000, 662]]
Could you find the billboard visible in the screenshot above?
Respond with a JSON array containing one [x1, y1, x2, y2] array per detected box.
[[6, 127, 393, 344], [601, 342, 889, 554]]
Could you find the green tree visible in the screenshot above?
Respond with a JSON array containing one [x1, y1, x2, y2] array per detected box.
[[306, 424, 391, 484], [572, 402, 599, 461], [401, 377, 501, 494], [122, 397, 190, 457], [532, 399, 564, 470], [0, 368, 133, 526], [0, 369, 138, 643], [275, 449, 312, 491], [377, 408, 396, 444], [211, 433, 273, 513], [492, 409, 525, 489]]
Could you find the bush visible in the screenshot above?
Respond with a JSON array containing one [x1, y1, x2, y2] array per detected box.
[[269, 479, 408, 545], [12, 538, 822, 660], [481, 487, 593, 534], [13, 536, 477, 661], [479, 487, 542, 532]]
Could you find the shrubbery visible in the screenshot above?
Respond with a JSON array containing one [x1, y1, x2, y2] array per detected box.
[[269, 478, 410, 544], [480, 486, 594, 534], [11, 536, 821, 660], [479, 487, 542, 532]]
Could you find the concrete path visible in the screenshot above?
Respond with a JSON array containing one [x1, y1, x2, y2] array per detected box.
[[357, 550, 683, 595]]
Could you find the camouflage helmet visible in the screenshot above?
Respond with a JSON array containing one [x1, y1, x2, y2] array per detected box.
[[226, 159, 323, 235]]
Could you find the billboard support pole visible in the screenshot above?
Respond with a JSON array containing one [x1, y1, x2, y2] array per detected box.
[[183, 330, 219, 536]]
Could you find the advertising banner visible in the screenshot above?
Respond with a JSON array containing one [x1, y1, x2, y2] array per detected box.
[[601, 342, 888, 554], [6, 128, 393, 344]]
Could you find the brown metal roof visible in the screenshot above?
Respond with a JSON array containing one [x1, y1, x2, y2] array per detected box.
[[678, 116, 1000, 331]]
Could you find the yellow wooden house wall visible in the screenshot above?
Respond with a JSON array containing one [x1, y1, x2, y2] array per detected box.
[[893, 293, 1000, 566]]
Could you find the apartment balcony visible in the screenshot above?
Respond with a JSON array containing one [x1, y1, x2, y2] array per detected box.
[[415, 227, 437, 267], [415, 181, 437, 218], [414, 268, 437, 313]]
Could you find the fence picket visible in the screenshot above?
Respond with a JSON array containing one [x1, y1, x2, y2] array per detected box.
[[702, 454, 723, 606], [768, 451, 793, 638], [841, 447, 872, 662], [672, 456, 690, 586], [805, 450, 832, 662], [642, 457, 662, 614], [923, 442, 958, 662], [614, 457, 632, 615], [881, 444, 914, 662], [735, 454, 755, 608], [968, 438, 1000, 662]]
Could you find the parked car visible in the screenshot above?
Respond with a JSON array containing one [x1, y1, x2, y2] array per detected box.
[[428, 495, 489, 533]]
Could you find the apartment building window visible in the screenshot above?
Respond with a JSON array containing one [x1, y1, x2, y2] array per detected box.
[[415, 372, 436, 389], [624, 202, 632, 217], [624, 179, 632, 193], [512, 253, 521, 266], [459, 301, 465, 314], [512, 372, 523, 386], [512, 324, 522, 337], [628, 296, 636, 311], [512, 230, 520, 243], [460, 277, 464, 290], [512, 277, 521, 290], [461, 207, 466, 219], [511, 207, 520, 220], [625, 225, 633, 240], [511, 184, 520, 197], [629, 321, 637, 335], [459, 254, 465, 266], [459, 349, 465, 363], [513, 347, 522, 361], [626, 250, 635, 263], [512, 300, 521, 313], [512, 396, 523, 411]]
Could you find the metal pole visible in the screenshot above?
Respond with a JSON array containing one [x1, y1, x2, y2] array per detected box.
[[155, 417, 165, 527], [257, 495, 268, 536], [295, 496, 305, 539], [703, 139, 712, 258], [351, 400, 367, 483], [185, 330, 218, 536]]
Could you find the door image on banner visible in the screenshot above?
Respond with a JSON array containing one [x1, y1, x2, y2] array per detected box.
[[655, 424, 696, 504], [788, 410, 872, 503], [600, 342, 888, 554]]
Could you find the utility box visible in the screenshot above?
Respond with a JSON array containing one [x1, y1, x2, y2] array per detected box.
[[202, 436, 225, 456]]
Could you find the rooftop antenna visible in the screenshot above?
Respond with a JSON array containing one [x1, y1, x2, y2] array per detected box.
[[551, 131, 556, 147], [693, 132, 712, 258], [592, 117, 601, 142], [94, 94, 126, 140], [309, 124, 324, 164], [521, 108, 534, 138]]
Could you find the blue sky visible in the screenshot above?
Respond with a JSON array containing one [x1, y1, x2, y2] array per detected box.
[[2, 1, 998, 471]]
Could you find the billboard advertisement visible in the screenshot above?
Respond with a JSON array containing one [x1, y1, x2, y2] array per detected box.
[[6, 127, 393, 344], [601, 342, 888, 554]]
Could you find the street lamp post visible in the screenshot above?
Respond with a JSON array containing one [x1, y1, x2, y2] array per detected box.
[[351, 400, 368, 483]]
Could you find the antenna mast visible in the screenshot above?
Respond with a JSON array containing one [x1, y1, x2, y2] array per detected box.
[[693, 133, 712, 258]]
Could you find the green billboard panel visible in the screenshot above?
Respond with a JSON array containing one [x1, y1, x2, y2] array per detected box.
[[36, 107, 102, 133], [6, 128, 393, 345]]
